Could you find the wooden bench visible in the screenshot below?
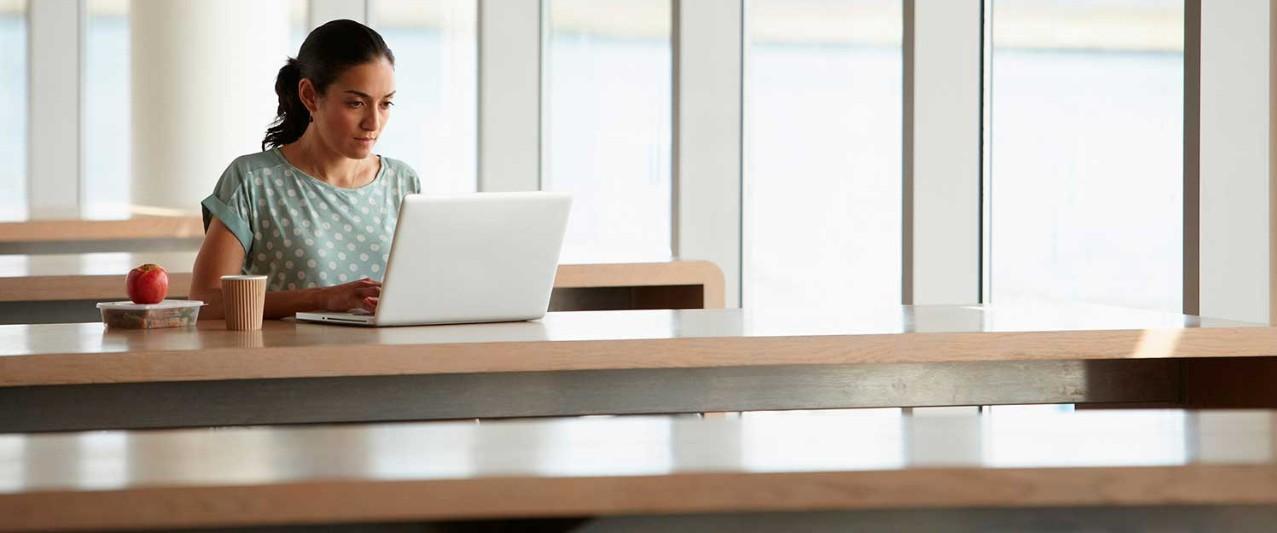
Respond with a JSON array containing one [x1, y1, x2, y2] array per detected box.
[[2, 408, 1275, 531], [0, 256, 724, 323]]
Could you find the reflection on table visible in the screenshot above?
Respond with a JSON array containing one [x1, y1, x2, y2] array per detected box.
[[2, 408, 1275, 531], [0, 303, 1274, 432]]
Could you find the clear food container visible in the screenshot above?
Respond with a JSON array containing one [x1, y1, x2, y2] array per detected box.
[[96, 300, 205, 329]]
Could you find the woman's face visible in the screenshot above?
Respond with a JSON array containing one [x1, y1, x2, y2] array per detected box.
[[306, 57, 395, 159]]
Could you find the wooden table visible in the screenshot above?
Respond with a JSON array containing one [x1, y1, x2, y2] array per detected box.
[[0, 216, 205, 255], [0, 302, 1274, 432], [0, 254, 725, 323], [2, 408, 1276, 531]]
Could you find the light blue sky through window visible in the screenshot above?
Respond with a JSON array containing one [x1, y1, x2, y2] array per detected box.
[[0, 11, 27, 221]]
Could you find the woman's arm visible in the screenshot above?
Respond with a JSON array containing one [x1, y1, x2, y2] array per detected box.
[[190, 218, 380, 320]]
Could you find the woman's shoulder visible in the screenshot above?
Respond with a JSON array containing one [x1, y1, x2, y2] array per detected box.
[[226, 149, 290, 178], [379, 155, 418, 178], [378, 155, 421, 191], [214, 150, 290, 191]]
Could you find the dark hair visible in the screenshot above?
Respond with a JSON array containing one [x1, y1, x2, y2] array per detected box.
[[262, 19, 395, 151]]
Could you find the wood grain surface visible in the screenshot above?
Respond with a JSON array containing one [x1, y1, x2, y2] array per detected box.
[[0, 256, 724, 306], [1, 409, 1275, 530], [0, 216, 204, 243], [0, 303, 1269, 387]]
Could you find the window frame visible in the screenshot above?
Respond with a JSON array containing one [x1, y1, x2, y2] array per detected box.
[[18, 0, 1273, 323]]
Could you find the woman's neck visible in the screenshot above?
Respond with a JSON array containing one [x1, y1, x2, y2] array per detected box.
[[280, 131, 374, 188]]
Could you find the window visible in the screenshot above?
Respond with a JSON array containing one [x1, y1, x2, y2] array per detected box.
[[990, 0, 1184, 312], [0, 0, 26, 221], [82, 0, 309, 218], [543, 0, 673, 263], [744, 0, 903, 311], [370, 0, 477, 194], [290, 0, 307, 53], [83, 0, 131, 219]]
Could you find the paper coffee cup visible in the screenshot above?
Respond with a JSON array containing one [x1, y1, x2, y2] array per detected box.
[[221, 275, 268, 331]]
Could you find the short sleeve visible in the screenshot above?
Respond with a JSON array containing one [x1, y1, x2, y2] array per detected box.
[[405, 164, 421, 194], [200, 163, 255, 254]]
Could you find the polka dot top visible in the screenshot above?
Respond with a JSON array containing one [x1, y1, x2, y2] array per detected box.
[[201, 148, 421, 292]]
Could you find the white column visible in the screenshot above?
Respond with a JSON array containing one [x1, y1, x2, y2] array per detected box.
[[1199, 0, 1269, 323], [27, 0, 83, 219], [310, 0, 367, 29], [674, 0, 742, 308], [130, 0, 290, 213], [477, 0, 541, 192], [1271, 0, 1277, 325], [903, 0, 982, 305]]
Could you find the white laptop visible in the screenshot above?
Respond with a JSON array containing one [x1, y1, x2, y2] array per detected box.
[[296, 191, 571, 327]]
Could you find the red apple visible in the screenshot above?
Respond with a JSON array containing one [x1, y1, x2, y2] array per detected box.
[[126, 264, 169, 304]]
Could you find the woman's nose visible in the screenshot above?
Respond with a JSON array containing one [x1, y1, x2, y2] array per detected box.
[[361, 110, 380, 131]]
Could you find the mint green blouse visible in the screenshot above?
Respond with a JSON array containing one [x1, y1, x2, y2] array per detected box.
[[201, 149, 421, 291]]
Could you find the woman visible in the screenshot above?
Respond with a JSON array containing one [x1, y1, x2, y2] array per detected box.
[[190, 19, 419, 320]]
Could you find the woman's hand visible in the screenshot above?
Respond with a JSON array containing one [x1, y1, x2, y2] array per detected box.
[[320, 278, 382, 312]]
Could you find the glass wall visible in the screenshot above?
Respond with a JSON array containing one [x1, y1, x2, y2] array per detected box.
[[81, 0, 310, 218], [543, 0, 673, 263], [370, 0, 477, 194], [0, 0, 26, 221], [744, 0, 903, 311], [290, 0, 307, 53], [990, 0, 1184, 312], [83, 0, 131, 219]]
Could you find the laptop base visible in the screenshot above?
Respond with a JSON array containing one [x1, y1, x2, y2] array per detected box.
[[295, 311, 377, 326]]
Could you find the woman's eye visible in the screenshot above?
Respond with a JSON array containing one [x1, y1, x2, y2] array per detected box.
[[381, 101, 394, 109], [347, 101, 364, 109]]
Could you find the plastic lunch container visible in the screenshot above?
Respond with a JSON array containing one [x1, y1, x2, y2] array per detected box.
[[96, 300, 205, 329]]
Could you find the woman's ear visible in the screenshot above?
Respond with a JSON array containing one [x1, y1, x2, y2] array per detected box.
[[298, 78, 319, 115]]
